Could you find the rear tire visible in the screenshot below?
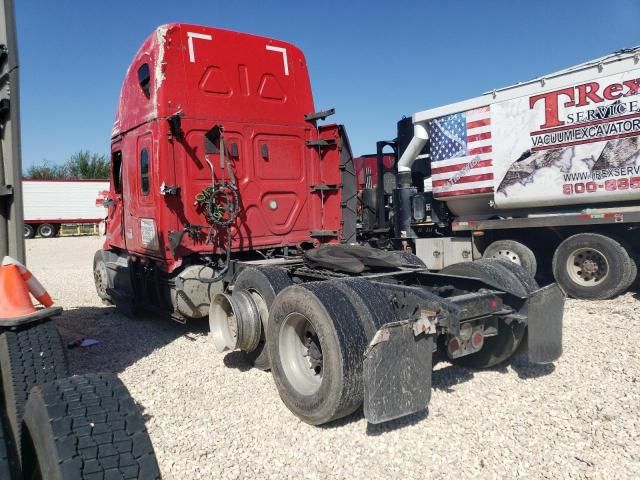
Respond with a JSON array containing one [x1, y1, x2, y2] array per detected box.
[[440, 259, 529, 368], [267, 283, 367, 425], [36, 223, 57, 239], [0, 321, 68, 462], [23, 224, 35, 240], [483, 239, 537, 276], [552, 233, 636, 300], [21, 373, 161, 480], [232, 267, 291, 371], [486, 254, 540, 293], [442, 258, 530, 296]]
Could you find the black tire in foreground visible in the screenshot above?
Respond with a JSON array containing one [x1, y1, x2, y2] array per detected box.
[[233, 267, 292, 371], [267, 282, 368, 425], [0, 320, 69, 461], [0, 409, 17, 479], [440, 259, 533, 369], [21, 373, 161, 480], [36, 223, 57, 239], [552, 233, 637, 300], [482, 239, 537, 276]]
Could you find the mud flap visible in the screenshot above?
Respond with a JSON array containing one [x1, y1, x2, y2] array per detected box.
[[363, 322, 433, 424], [526, 283, 565, 364]]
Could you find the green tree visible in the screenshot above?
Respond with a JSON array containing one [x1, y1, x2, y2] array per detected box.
[[66, 150, 110, 179], [24, 150, 109, 180], [23, 160, 67, 179]]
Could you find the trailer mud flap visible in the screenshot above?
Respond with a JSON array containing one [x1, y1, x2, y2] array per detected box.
[[526, 283, 565, 364], [363, 322, 433, 424]]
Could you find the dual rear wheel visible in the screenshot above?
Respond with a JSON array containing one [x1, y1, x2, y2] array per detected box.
[[266, 280, 389, 425], [213, 271, 399, 425], [217, 260, 536, 425]]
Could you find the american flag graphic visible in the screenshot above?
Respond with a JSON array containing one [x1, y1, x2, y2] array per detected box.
[[428, 106, 494, 198]]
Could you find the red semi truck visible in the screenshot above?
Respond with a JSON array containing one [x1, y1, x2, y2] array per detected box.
[[94, 24, 563, 425]]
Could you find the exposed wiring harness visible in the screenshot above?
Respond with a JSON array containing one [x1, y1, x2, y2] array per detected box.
[[195, 185, 240, 227], [194, 126, 240, 283]]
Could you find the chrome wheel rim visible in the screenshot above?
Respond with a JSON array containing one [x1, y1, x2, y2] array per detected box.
[[279, 313, 323, 395], [567, 248, 609, 285], [39, 225, 53, 237], [490, 249, 521, 265]]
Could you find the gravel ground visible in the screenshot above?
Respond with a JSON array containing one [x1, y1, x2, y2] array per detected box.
[[24, 236, 640, 479]]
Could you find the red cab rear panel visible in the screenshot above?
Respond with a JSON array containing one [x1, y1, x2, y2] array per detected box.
[[106, 24, 348, 271]]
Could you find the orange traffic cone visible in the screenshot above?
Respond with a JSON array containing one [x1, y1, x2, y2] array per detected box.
[[2, 256, 53, 307], [0, 264, 38, 319]]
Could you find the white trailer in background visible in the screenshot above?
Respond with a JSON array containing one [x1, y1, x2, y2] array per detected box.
[[386, 46, 640, 300], [22, 180, 109, 238]]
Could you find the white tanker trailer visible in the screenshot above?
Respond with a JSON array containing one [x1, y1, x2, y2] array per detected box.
[[360, 46, 640, 301]]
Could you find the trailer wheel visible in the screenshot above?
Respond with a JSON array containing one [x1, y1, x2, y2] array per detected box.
[[0, 321, 68, 461], [267, 283, 367, 425], [232, 267, 292, 371], [23, 224, 35, 240], [483, 239, 537, 276], [440, 259, 529, 368], [36, 223, 57, 239], [93, 250, 112, 303], [21, 373, 161, 480], [552, 233, 637, 300]]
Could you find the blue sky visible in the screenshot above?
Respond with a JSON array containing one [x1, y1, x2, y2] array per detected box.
[[16, 0, 640, 167]]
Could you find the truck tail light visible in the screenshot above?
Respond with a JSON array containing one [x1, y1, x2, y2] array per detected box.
[[471, 330, 484, 349], [447, 337, 460, 356]]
